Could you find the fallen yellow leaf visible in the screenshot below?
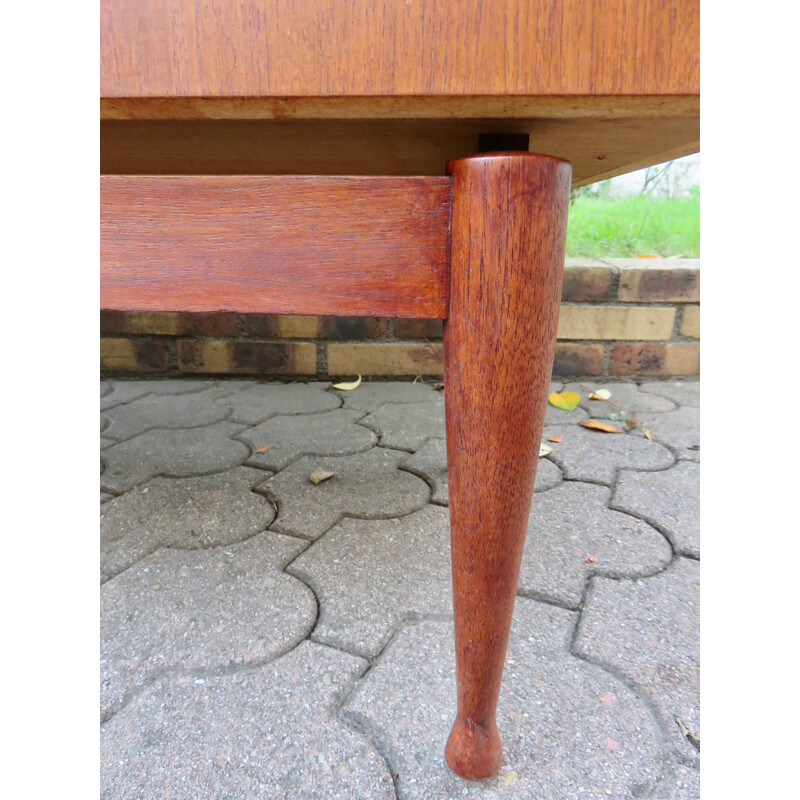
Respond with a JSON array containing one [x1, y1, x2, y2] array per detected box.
[[637, 254, 660, 259], [255, 444, 273, 453], [589, 389, 612, 401], [539, 443, 552, 457], [548, 391, 580, 411], [645, 430, 653, 441], [332, 375, 362, 391], [548, 433, 563, 443], [579, 420, 623, 434]]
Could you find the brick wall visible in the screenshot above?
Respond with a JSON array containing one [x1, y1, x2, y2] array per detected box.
[[100, 258, 699, 379]]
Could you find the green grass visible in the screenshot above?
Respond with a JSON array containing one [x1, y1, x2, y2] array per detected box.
[[565, 195, 699, 258]]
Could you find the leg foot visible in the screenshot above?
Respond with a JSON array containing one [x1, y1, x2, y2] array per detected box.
[[445, 717, 502, 780], [443, 152, 572, 780]]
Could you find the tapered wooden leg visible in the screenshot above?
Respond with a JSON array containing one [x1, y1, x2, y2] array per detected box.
[[443, 153, 572, 779]]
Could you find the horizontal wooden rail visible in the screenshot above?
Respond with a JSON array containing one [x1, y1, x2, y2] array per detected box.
[[101, 175, 451, 318]]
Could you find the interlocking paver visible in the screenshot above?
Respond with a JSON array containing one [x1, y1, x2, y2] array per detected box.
[[100, 382, 150, 410], [641, 406, 700, 462], [101, 641, 394, 800], [216, 381, 340, 424], [101, 532, 315, 720], [612, 461, 700, 558], [101, 466, 277, 581], [541, 424, 675, 484], [101, 422, 249, 493], [241, 409, 377, 470], [640, 381, 700, 408], [361, 395, 445, 450], [102, 387, 233, 440], [520, 482, 672, 608], [402, 437, 563, 505], [98, 376, 700, 798], [336, 380, 439, 411], [574, 558, 700, 766], [289, 505, 453, 657], [663, 764, 700, 800], [118, 378, 220, 395], [342, 600, 665, 800], [100, 379, 250, 411], [259, 449, 429, 540], [562, 381, 677, 417], [543, 402, 589, 425]]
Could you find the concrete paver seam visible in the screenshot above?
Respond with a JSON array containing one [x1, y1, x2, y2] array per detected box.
[[219, 399, 351, 427], [257, 464, 432, 542], [337, 708, 402, 800], [238, 439, 379, 472], [397, 463, 444, 505], [608, 497, 699, 563], [100, 514, 288, 585], [637, 382, 699, 410], [100, 379, 227, 412], [569, 570, 698, 772], [607, 463, 699, 561], [374, 440, 417, 454], [101, 622, 318, 727], [100, 459, 256, 495], [315, 635, 404, 800], [102, 532, 319, 725]]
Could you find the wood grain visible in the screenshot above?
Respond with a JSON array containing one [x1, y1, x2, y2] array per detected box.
[[100, 94, 700, 121], [442, 153, 571, 779], [101, 117, 699, 187], [101, 0, 699, 99], [101, 176, 451, 318]]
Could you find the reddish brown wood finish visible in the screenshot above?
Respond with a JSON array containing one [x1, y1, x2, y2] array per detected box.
[[101, 0, 699, 99], [100, 175, 450, 318], [443, 153, 571, 779]]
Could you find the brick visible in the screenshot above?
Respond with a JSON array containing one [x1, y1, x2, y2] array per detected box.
[[664, 342, 700, 375], [320, 316, 390, 339], [100, 338, 168, 372], [177, 340, 316, 375], [327, 343, 443, 376], [176, 312, 237, 338], [243, 314, 319, 338], [557, 305, 675, 340], [610, 342, 700, 376], [561, 266, 614, 302], [100, 311, 235, 338], [101, 311, 179, 336], [551, 343, 604, 376], [243, 314, 389, 339], [613, 259, 700, 302], [680, 305, 700, 338], [394, 318, 444, 339]]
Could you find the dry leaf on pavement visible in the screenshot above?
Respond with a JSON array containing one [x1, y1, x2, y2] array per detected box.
[[579, 420, 623, 434], [332, 375, 362, 391], [309, 469, 336, 485]]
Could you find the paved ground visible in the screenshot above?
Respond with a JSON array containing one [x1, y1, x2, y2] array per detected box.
[[100, 378, 700, 800]]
